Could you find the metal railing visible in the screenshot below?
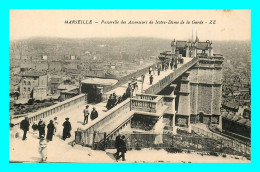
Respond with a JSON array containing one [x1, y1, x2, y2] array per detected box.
[[191, 126, 250, 156], [103, 62, 161, 93], [145, 57, 199, 94], [89, 132, 250, 158]]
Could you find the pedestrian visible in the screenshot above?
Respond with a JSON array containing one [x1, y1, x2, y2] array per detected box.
[[113, 134, 121, 159], [113, 92, 118, 105], [125, 83, 131, 98], [83, 105, 89, 124], [62, 118, 72, 141], [117, 135, 127, 161], [46, 120, 55, 142], [90, 107, 98, 120], [39, 135, 47, 162], [150, 75, 153, 85], [141, 74, 145, 81], [148, 66, 152, 75], [135, 84, 138, 91], [157, 66, 161, 76], [106, 94, 112, 110], [165, 63, 168, 70], [162, 63, 165, 71], [111, 93, 117, 108], [38, 119, 46, 139], [32, 122, 38, 135], [53, 117, 58, 135], [170, 60, 173, 69], [122, 93, 127, 101], [20, 117, 30, 140], [117, 96, 122, 104]]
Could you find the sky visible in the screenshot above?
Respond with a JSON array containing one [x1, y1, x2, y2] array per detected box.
[[9, 10, 250, 41]]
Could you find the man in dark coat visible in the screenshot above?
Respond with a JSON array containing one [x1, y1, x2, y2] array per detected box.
[[113, 134, 121, 159], [38, 119, 46, 139], [62, 118, 72, 141], [170, 60, 173, 70], [150, 75, 153, 85], [157, 66, 161, 76], [20, 117, 30, 140], [112, 92, 118, 107], [90, 107, 98, 120], [46, 120, 55, 141], [117, 135, 127, 161], [125, 83, 131, 98], [106, 95, 113, 110], [122, 93, 127, 101], [117, 96, 122, 104]]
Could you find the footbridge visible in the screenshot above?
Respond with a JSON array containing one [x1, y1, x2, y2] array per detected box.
[[11, 56, 202, 149]]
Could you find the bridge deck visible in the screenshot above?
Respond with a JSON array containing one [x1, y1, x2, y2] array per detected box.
[[105, 57, 192, 96], [10, 57, 194, 161], [12, 57, 193, 139]]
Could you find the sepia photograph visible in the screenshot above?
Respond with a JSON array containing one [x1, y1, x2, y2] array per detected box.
[[9, 10, 251, 163]]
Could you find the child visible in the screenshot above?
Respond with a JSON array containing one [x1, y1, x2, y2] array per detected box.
[[54, 117, 58, 136], [39, 135, 48, 162], [32, 122, 38, 135]]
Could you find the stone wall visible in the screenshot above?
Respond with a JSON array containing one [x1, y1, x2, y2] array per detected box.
[[212, 85, 222, 115], [190, 84, 198, 114], [198, 84, 212, 115]]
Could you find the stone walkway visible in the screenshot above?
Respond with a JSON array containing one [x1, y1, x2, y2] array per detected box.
[[10, 57, 196, 162]]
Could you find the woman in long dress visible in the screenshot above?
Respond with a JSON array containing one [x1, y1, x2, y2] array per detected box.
[[46, 120, 55, 141]]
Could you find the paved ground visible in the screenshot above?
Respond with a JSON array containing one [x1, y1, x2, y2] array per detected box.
[[10, 131, 249, 163]]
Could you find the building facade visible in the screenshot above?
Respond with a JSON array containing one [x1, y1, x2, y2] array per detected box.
[[170, 39, 223, 127], [19, 71, 48, 101]]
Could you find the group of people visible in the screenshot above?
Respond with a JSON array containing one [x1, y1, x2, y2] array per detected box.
[[147, 57, 184, 86], [19, 116, 72, 162], [31, 117, 59, 141], [114, 134, 127, 161], [106, 93, 122, 110], [83, 105, 99, 124], [106, 82, 136, 111]]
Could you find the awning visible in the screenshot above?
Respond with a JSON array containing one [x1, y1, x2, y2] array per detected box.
[[81, 77, 118, 86]]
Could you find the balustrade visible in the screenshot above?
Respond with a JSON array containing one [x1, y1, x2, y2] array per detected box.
[[131, 99, 157, 113], [11, 94, 86, 127]]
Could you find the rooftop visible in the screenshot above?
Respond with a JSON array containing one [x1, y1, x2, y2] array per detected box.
[[22, 71, 47, 77], [81, 77, 118, 86]]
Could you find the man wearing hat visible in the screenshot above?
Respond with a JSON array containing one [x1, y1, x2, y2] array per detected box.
[[83, 105, 89, 125], [62, 118, 72, 140], [20, 117, 30, 140], [38, 119, 46, 139]]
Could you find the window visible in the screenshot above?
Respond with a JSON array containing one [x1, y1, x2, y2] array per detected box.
[[24, 80, 26, 85], [28, 81, 31, 85], [24, 87, 26, 92], [28, 87, 30, 92]]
